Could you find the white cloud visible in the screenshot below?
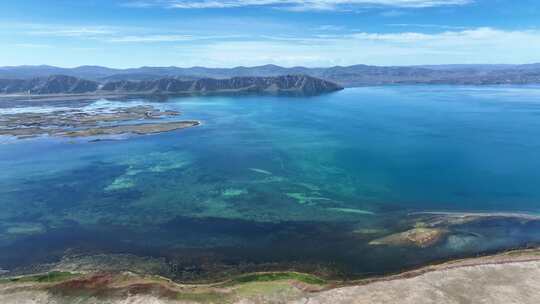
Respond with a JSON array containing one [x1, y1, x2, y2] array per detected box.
[[109, 34, 195, 42], [9, 22, 244, 44], [4, 21, 539, 67], [317, 25, 345, 31], [125, 0, 472, 11], [170, 27, 540, 67], [28, 27, 117, 37], [387, 23, 467, 30], [13, 43, 52, 49], [108, 34, 245, 42]]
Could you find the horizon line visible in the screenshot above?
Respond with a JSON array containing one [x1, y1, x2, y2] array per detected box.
[[2, 62, 540, 70]]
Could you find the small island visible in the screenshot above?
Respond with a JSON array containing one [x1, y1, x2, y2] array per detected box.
[[0, 105, 200, 139]]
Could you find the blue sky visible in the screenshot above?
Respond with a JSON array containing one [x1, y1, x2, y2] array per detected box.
[[1, 0, 539, 68]]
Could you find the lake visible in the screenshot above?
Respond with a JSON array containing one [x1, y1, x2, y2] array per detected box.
[[2, 86, 540, 281]]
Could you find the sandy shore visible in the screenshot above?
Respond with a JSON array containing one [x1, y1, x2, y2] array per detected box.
[[298, 260, 540, 304]]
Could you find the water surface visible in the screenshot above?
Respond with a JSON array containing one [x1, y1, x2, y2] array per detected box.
[[2, 86, 540, 280]]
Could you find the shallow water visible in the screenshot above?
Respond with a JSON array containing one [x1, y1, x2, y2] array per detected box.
[[2, 86, 540, 280]]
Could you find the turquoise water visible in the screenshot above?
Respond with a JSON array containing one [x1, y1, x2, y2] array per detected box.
[[2, 86, 540, 280]]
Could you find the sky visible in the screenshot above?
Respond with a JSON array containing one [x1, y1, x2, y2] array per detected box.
[[1, 0, 540, 68]]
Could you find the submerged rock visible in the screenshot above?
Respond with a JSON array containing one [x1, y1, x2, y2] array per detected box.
[[286, 193, 331, 205], [249, 168, 273, 175], [5, 223, 46, 236], [104, 151, 195, 192], [409, 212, 540, 228], [222, 188, 248, 197], [104, 176, 135, 191], [444, 234, 480, 251], [369, 228, 448, 248], [326, 208, 375, 216]]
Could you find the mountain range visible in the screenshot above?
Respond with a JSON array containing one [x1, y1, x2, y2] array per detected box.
[[0, 74, 342, 96], [1, 64, 540, 87]]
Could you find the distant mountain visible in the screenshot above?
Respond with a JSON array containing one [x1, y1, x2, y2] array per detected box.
[[0, 74, 343, 96], [101, 73, 200, 82], [1, 64, 540, 87], [0, 75, 98, 94], [312, 64, 540, 86], [0, 65, 121, 80]]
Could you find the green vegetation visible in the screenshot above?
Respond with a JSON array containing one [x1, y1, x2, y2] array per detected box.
[[175, 291, 227, 303], [174, 272, 321, 303], [226, 272, 326, 286], [0, 272, 79, 284], [506, 249, 540, 256]]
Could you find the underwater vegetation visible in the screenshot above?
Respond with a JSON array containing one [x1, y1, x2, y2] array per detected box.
[[2, 86, 540, 281]]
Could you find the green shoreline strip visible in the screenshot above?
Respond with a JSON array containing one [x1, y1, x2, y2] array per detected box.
[[224, 271, 326, 286], [0, 272, 79, 284]]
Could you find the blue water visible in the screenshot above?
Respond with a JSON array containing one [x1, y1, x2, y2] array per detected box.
[[1, 86, 540, 280]]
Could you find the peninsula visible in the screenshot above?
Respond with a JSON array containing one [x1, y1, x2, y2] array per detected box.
[[0, 74, 343, 98]]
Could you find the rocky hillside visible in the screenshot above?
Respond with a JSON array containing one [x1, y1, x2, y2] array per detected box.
[[0, 74, 342, 96], [2, 64, 540, 87], [0, 75, 98, 94]]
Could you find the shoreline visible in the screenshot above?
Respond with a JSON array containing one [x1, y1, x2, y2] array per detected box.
[[1, 247, 540, 303], [2, 210, 539, 284], [0, 87, 340, 103], [344, 247, 540, 287], [5, 83, 540, 103]]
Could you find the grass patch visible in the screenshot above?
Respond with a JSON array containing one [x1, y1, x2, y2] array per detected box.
[[226, 272, 326, 286], [176, 291, 227, 303], [0, 272, 79, 284], [234, 281, 295, 298]]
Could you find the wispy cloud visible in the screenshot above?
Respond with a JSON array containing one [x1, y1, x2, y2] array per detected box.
[[29, 28, 117, 37], [15, 24, 119, 38], [379, 10, 405, 17], [108, 34, 246, 42], [8, 22, 245, 43], [124, 0, 473, 11], [168, 27, 540, 67], [13, 43, 52, 49], [109, 34, 195, 42], [4, 20, 538, 67], [387, 23, 467, 30], [0, 22, 120, 39]]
